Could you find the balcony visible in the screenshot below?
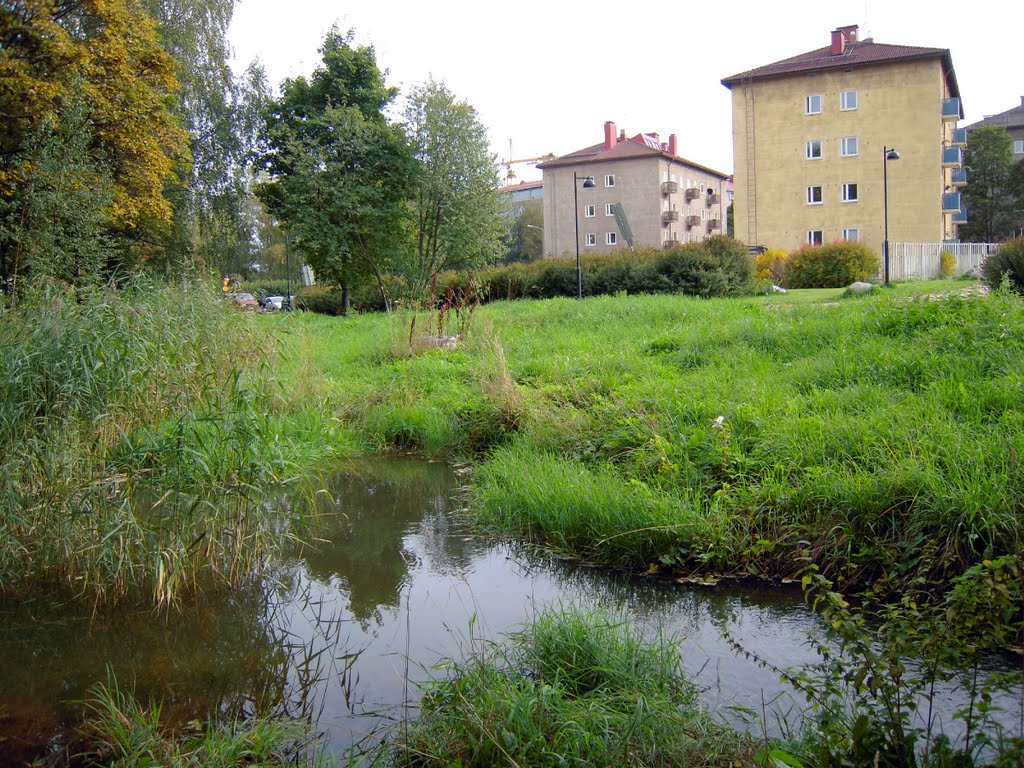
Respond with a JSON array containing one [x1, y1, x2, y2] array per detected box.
[[662, 210, 680, 223], [942, 146, 963, 168], [684, 187, 701, 201], [685, 215, 702, 228], [950, 167, 967, 187], [951, 127, 968, 146], [706, 193, 721, 206], [662, 181, 678, 195], [706, 219, 721, 231], [663, 238, 680, 249], [942, 192, 962, 213], [953, 206, 968, 224], [942, 97, 961, 122]]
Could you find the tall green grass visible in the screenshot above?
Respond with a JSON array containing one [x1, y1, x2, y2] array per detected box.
[[81, 677, 320, 767], [0, 282, 339, 605], [275, 283, 1023, 596], [387, 607, 754, 767]]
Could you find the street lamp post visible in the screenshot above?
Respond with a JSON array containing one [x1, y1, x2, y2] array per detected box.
[[572, 172, 596, 299], [882, 146, 900, 285], [284, 233, 292, 310]]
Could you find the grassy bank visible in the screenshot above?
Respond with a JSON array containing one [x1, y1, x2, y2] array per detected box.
[[273, 280, 1022, 600], [0, 282, 355, 606]]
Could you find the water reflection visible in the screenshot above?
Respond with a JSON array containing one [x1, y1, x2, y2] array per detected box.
[[1, 457, 1020, 765]]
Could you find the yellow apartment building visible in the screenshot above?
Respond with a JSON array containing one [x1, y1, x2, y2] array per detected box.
[[721, 25, 965, 254], [538, 122, 729, 257]]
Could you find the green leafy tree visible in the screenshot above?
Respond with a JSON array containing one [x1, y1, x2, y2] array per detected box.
[[139, 0, 269, 276], [0, 98, 114, 292], [403, 80, 502, 301], [256, 28, 411, 314], [502, 202, 544, 263], [961, 125, 1017, 242]]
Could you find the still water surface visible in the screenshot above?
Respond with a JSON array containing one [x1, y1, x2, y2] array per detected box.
[[1, 458, 1019, 763]]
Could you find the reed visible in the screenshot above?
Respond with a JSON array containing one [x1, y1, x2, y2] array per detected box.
[[0, 281, 312, 605]]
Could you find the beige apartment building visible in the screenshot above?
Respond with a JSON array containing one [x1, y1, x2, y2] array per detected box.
[[538, 122, 729, 257], [721, 25, 965, 254]]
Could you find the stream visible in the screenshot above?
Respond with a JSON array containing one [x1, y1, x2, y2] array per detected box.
[[1, 457, 1020, 763]]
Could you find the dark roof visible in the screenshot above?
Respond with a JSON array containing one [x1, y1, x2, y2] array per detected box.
[[721, 39, 960, 100], [964, 99, 1024, 131], [538, 135, 727, 179]]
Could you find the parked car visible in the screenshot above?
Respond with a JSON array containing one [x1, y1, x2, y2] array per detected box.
[[262, 295, 286, 311], [232, 292, 258, 310]]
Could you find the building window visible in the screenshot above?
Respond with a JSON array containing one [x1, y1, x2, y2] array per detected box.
[[700, 183, 706, 193], [584, 204, 595, 217], [807, 230, 823, 245], [1014, 140, 1024, 154], [606, 232, 617, 246], [604, 174, 615, 187], [605, 203, 614, 216], [840, 136, 859, 157], [842, 183, 859, 202], [585, 233, 596, 246], [805, 94, 823, 115], [842, 228, 860, 241], [806, 139, 822, 159], [840, 90, 858, 111], [806, 185, 823, 205]]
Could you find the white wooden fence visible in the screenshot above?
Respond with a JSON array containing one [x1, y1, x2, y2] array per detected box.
[[880, 242, 997, 281]]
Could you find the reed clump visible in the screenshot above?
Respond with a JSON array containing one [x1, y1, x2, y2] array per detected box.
[[0, 281, 305, 606]]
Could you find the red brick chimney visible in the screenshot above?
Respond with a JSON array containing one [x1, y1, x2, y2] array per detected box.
[[619, 129, 626, 143], [830, 25, 858, 55], [604, 121, 616, 150], [830, 29, 846, 55], [668, 134, 677, 156]]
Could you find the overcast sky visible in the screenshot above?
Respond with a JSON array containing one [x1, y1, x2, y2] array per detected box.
[[229, 0, 1022, 183]]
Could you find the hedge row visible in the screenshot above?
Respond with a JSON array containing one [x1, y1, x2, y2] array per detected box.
[[449, 236, 755, 303], [256, 237, 757, 315]]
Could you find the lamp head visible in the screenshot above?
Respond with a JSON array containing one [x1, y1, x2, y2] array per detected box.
[[885, 149, 900, 161], [582, 176, 595, 189]]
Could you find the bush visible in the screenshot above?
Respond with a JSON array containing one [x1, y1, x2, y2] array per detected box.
[[467, 236, 755, 303], [981, 237, 1024, 293], [783, 241, 880, 288], [755, 248, 788, 284], [940, 249, 956, 278]]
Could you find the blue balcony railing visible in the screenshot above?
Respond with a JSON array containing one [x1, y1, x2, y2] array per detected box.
[[951, 168, 967, 186], [942, 192, 962, 213], [951, 127, 968, 146], [942, 146, 963, 167], [953, 206, 968, 224], [942, 97, 962, 121]]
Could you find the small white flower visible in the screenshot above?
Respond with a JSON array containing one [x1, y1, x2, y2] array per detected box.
[[712, 415, 725, 429]]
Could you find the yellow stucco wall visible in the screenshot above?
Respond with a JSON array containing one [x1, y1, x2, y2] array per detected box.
[[730, 57, 957, 254]]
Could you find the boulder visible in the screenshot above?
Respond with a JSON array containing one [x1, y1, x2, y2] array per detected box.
[[848, 281, 874, 295]]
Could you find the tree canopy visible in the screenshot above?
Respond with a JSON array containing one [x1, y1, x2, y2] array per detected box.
[[961, 125, 1022, 242], [256, 28, 412, 313], [403, 80, 502, 299], [0, 0, 188, 289]]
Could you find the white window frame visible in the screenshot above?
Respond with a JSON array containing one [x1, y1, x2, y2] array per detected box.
[[585, 233, 596, 246], [1014, 140, 1024, 154], [606, 232, 617, 246], [840, 90, 858, 111], [807, 230, 823, 245], [842, 227, 860, 242], [806, 185, 823, 205], [840, 136, 859, 157], [806, 139, 823, 160], [604, 174, 615, 187], [805, 94, 823, 115], [842, 183, 859, 202], [605, 203, 615, 216]]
